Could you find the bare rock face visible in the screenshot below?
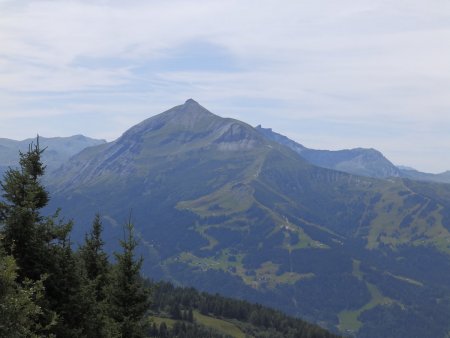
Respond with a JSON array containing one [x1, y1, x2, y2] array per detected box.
[[214, 123, 262, 151]]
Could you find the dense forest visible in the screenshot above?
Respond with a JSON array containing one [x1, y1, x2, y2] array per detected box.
[[0, 141, 339, 338]]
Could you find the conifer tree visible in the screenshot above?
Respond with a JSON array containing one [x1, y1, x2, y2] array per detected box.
[[108, 219, 150, 338], [159, 322, 168, 338], [80, 214, 109, 291], [0, 240, 53, 337], [170, 303, 182, 320], [150, 322, 158, 337], [0, 139, 72, 281], [0, 140, 49, 281], [79, 214, 118, 338], [0, 139, 72, 334], [47, 234, 87, 338], [187, 308, 194, 323]]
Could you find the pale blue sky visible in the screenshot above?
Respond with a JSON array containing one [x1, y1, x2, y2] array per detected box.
[[1, 0, 450, 172]]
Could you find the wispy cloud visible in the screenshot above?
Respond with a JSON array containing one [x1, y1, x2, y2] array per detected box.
[[0, 0, 450, 172]]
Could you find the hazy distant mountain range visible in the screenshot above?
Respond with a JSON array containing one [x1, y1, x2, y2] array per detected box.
[[256, 125, 450, 183], [0, 135, 106, 177], [398, 167, 450, 183], [2, 100, 450, 337]]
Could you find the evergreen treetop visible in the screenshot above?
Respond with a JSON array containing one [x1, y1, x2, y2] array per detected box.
[[109, 219, 150, 338]]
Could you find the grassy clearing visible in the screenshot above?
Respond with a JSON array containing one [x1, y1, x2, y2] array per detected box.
[[151, 316, 177, 329], [176, 251, 311, 290], [253, 261, 314, 288], [151, 312, 246, 338], [281, 221, 329, 251], [194, 311, 246, 338], [339, 260, 396, 333], [195, 224, 219, 250], [177, 181, 255, 217], [338, 282, 394, 333]]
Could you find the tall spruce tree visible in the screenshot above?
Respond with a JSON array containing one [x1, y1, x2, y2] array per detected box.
[[80, 214, 109, 297], [0, 139, 72, 281], [0, 139, 72, 334], [47, 234, 87, 338], [108, 219, 150, 338], [1, 140, 48, 281], [79, 214, 118, 338]]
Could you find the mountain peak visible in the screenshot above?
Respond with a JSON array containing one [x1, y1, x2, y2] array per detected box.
[[184, 98, 198, 105], [117, 100, 220, 144], [174, 99, 213, 117]]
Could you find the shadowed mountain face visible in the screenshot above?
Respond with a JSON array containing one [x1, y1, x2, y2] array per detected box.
[[47, 100, 450, 337]]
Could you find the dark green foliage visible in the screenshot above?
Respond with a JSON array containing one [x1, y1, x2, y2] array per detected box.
[[0, 140, 72, 334], [0, 141, 64, 282], [0, 142, 111, 337], [158, 322, 168, 337], [0, 243, 52, 337], [108, 220, 150, 337], [187, 308, 194, 322], [169, 303, 182, 320], [47, 236, 86, 338], [80, 214, 109, 286], [79, 214, 118, 338]]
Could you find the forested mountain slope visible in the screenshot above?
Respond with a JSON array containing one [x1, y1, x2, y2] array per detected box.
[[47, 100, 450, 337], [0, 142, 336, 338]]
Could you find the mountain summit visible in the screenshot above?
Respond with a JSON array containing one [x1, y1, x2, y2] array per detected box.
[[120, 99, 216, 139], [119, 98, 263, 146], [53, 100, 268, 190]]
